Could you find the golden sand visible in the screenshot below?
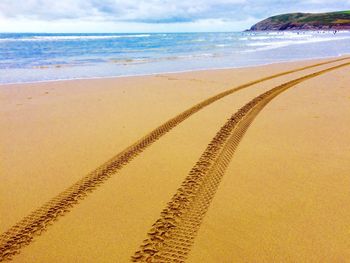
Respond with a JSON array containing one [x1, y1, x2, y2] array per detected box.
[[1, 57, 350, 262]]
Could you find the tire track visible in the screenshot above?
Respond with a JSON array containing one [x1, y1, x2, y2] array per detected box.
[[0, 57, 348, 262], [131, 62, 350, 262]]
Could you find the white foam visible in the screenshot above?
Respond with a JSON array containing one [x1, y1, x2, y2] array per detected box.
[[247, 36, 350, 50], [0, 34, 151, 42], [216, 44, 231, 47]]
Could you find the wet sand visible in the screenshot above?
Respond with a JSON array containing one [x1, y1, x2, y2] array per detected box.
[[1, 56, 350, 262]]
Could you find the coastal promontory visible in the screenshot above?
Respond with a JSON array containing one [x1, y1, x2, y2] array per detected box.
[[250, 10, 350, 31]]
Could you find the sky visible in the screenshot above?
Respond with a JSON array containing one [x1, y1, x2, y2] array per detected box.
[[0, 0, 349, 33]]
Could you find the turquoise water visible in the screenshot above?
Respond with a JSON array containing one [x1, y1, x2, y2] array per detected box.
[[1, 31, 350, 84]]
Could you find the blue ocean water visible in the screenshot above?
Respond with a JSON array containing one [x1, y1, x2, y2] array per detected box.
[[1, 31, 350, 84]]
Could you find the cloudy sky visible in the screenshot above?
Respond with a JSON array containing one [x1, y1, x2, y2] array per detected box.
[[0, 0, 349, 32]]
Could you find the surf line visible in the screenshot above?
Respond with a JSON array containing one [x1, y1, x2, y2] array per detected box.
[[131, 61, 350, 262], [0, 57, 349, 261]]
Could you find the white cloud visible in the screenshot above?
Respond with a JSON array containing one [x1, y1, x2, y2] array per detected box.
[[0, 0, 348, 32], [0, 0, 248, 21], [0, 16, 257, 33]]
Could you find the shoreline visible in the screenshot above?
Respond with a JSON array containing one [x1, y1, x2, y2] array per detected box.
[[1, 53, 348, 87]]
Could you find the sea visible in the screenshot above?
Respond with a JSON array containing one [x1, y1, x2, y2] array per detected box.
[[1, 31, 350, 84]]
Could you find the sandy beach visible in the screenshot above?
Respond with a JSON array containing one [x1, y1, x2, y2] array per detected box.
[[1, 56, 350, 262]]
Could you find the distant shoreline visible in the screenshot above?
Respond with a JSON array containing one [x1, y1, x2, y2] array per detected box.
[[1, 54, 348, 87]]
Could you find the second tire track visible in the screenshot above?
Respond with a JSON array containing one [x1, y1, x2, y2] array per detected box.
[[131, 61, 350, 262]]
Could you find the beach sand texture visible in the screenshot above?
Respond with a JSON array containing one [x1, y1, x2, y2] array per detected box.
[[1, 56, 350, 262]]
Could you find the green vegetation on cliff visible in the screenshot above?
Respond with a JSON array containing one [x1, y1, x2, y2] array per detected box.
[[250, 10, 350, 31]]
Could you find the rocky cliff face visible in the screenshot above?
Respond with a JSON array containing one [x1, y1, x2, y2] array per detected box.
[[250, 11, 350, 31]]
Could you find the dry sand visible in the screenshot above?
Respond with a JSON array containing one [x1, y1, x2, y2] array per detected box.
[[1, 56, 350, 262]]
